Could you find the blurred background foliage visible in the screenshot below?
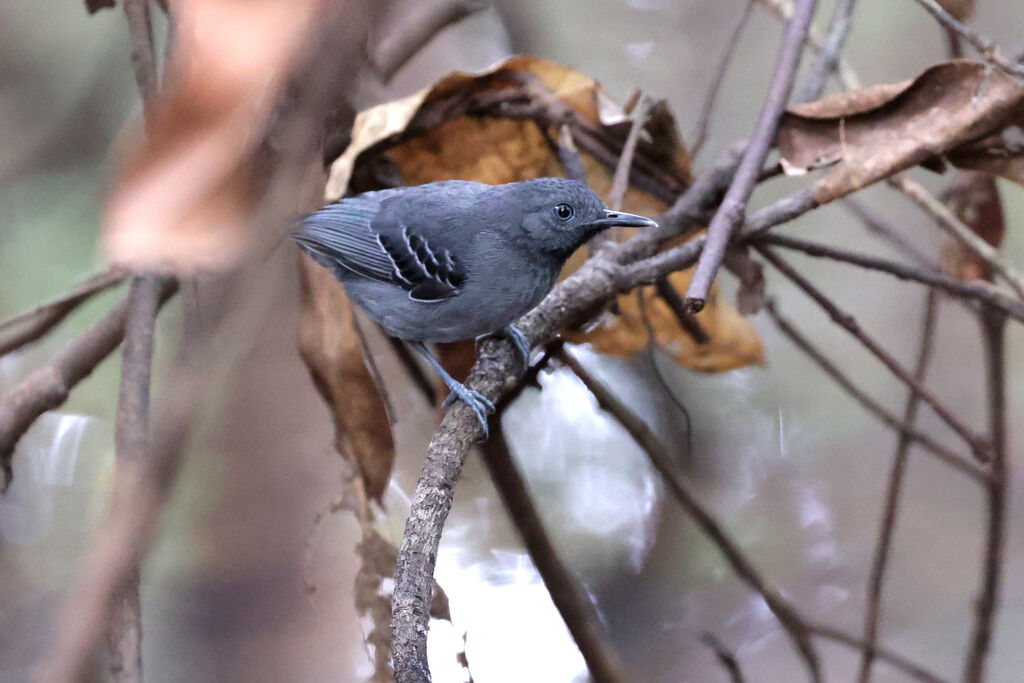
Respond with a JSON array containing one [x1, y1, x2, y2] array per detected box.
[[1, 1, 1022, 681]]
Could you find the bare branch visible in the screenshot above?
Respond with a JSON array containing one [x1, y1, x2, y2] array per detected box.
[[889, 176, 1024, 300], [105, 273, 166, 683], [592, 95, 652, 252], [700, 632, 747, 683], [963, 308, 1008, 682], [913, 0, 1024, 81], [0, 282, 177, 488], [808, 622, 950, 683], [763, 300, 985, 482], [798, 0, 858, 102], [371, 0, 488, 81], [479, 430, 627, 683], [122, 0, 158, 117], [857, 289, 939, 683], [754, 232, 1024, 323], [684, 0, 819, 312], [0, 267, 127, 357], [690, 0, 756, 157], [756, 245, 991, 460], [558, 348, 823, 683]]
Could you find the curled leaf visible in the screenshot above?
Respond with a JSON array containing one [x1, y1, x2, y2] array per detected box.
[[778, 60, 1024, 203]]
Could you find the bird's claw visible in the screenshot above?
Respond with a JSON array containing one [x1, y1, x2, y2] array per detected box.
[[442, 382, 495, 438], [476, 324, 532, 370]]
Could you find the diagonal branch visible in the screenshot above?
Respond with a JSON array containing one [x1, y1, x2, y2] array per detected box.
[[798, 0, 858, 102], [756, 245, 991, 460], [558, 348, 823, 683], [0, 267, 127, 357], [754, 232, 1024, 323], [857, 289, 939, 683], [479, 429, 627, 683], [684, 0, 819, 312], [762, 300, 985, 482], [912, 0, 1024, 81], [0, 281, 178, 489], [689, 0, 757, 158]]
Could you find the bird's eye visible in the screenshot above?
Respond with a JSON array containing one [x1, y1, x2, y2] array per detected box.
[[554, 203, 574, 221]]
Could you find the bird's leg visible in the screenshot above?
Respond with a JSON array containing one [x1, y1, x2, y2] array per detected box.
[[410, 341, 494, 437], [475, 324, 532, 370]]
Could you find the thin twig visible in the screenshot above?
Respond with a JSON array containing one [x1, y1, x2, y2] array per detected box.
[[700, 632, 747, 683], [963, 308, 1008, 683], [619, 187, 821, 290], [0, 282, 177, 488], [758, 0, 862, 89], [479, 430, 627, 683], [684, 0, 819, 312], [654, 277, 710, 343], [754, 232, 1024, 323], [912, 0, 1024, 81], [757, 245, 991, 460], [889, 176, 1024, 301], [372, 0, 488, 81], [840, 197, 935, 269], [690, 0, 756, 157], [763, 299, 984, 481], [0, 267, 127, 357], [857, 289, 939, 683], [798, 0, 858, 102], [558, 348, 823, 683], [808, 622, 950, 683], [593, 95, 652, 251]]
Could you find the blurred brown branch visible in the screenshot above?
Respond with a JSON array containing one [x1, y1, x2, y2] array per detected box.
[[0, 267, 127, 358], [858, 289, 940, 683]]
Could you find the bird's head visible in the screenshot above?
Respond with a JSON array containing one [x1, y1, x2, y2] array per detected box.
[[508, 178, 658, 259]]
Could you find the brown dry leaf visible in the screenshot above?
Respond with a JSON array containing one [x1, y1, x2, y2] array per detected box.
[[104, 0, 331, 272], [326, 55, 759, 375], [298, 260, 395, 501], [947, 124, 1024, 188], [777, 60, 1024, 203], [940, 172, 1006, 281], [937, 0, 975, 21]]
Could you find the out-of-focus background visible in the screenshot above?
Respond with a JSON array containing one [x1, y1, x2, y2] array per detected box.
[[1, 1, 1022, 681]]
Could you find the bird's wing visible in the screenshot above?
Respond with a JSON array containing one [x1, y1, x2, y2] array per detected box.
[[294, 189, 466, 302]]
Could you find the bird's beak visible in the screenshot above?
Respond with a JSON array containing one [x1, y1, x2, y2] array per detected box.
[[584, 209, 659, 230]]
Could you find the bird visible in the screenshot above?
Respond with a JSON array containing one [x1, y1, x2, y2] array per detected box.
[[293, 177, 658, 436]]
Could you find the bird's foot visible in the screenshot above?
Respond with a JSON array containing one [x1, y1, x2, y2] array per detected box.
[[476, 324, 532, 370], [442, 382, 495, 437]]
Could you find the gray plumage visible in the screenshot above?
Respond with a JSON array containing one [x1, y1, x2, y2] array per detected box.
[[294, 177, 657, 435]]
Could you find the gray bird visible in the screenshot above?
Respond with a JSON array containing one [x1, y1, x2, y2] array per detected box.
[[293, 178, 657, 435]]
